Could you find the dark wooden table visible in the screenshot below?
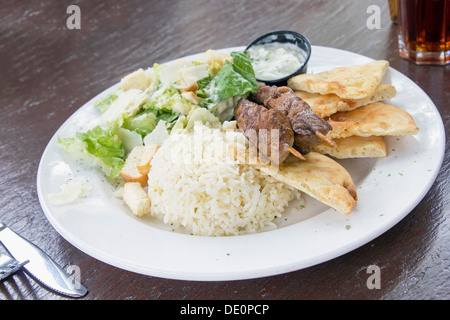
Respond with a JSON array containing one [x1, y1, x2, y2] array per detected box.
[[1, 0, 448, 301]]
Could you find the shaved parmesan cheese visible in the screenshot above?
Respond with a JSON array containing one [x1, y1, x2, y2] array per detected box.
[[143, 121, 170, 147], [120, 68, 151, 91], [100, 89, 149, 126], [117, 127, 143, 155], [48, 182, 92, 206]]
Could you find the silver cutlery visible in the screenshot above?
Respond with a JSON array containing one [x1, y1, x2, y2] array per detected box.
[[0, 222, 88, 298]]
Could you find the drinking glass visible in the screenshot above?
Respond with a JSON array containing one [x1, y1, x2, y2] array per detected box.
[[396, 0, 450, 65], [388, 0, 398, 24]]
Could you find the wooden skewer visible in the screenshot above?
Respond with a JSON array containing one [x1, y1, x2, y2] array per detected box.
[[315, 132, 338, 149], [288, 147, 306, 160]]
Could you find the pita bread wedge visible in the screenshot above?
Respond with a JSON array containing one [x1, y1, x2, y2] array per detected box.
[[230, 145, 357, 215], [326, 102, 419, 139], [295, 84, 397, 118], [313, 136, 388, 159], [288, 60, 389, 100]]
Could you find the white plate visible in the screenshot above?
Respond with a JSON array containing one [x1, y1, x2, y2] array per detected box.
[[37, 46, 445, 281]]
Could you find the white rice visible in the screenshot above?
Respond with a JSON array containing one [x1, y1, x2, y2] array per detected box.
[[147, 123, 301, 237]]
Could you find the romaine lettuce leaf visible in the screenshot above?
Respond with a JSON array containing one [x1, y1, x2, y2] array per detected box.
[[59, 126, 125, 179], [185, 107, 220, 130], [197, 51, 258, 120], [122, 111, 158, 136], [94, 92, 118, 113], [143, 82, 196, 115]]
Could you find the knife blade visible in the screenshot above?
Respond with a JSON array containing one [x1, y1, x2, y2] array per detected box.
[[0, 223, 88, 298]]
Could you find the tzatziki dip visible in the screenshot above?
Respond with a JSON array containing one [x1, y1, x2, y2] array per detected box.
[[247, 42, 307, 81]]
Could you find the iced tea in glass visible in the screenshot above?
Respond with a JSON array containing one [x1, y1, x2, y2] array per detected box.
[[388, 0, 398, 23], [397, 0, 450, 65]]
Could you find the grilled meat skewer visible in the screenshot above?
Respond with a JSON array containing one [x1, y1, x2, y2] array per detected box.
[[235, 98, 304, 164], [250, 85, 335, 154]]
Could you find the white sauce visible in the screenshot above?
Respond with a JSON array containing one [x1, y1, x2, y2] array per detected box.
[[248, 42, 307, 81]]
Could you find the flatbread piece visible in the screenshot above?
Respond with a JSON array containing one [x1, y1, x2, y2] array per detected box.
[[294, 84, 397, 118], [288, 60, 389, 100], [231, 145, 357, 215], [326, 102, 419, 139], [313, 136, 388, 159]]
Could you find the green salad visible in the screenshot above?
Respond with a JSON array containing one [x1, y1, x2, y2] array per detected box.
[[58, 50, 258, 179]]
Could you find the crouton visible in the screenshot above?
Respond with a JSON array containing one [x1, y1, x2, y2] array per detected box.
[[123, 182, 151, 217], [120, 144, 159, 186], [203, 49, 233, 67], [181, 91, 200, 104]]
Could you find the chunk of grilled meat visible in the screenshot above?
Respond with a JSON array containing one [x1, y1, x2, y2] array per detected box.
[[250, 85, 334, 154], [235, 98, 298, 164]]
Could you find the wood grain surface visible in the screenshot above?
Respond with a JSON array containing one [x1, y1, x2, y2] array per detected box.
[[0, 0, 448, 300]]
